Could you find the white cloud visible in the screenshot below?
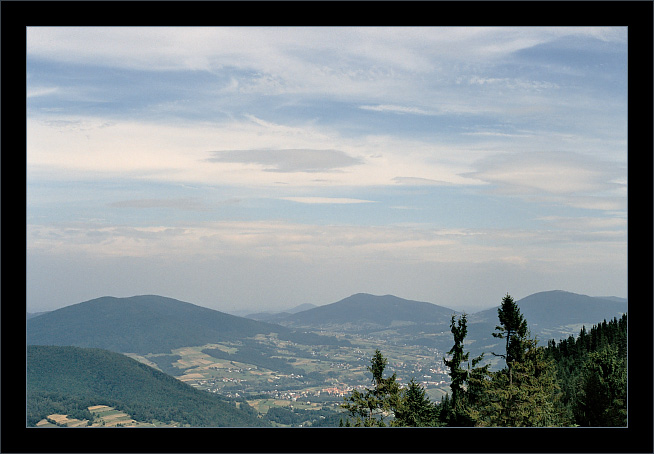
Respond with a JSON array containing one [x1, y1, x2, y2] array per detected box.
[[280, 197, 375, 205], [466, 151, 624, 199], [206, 149, 363, 173], [26, 86, 59, 98], [359, 104, 438, 116]]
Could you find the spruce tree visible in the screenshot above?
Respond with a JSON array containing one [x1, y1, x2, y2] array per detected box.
[[492, 293, 529, 386], [479, 294, 566, 427], [573, 345, 627, 426], [441, 313, 490, 426], [443, 314, 470, 420], [341, 349, 400, 427], [392, 378, 437, 427]]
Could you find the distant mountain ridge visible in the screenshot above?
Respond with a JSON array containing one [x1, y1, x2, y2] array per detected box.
[[26, 291, 626, 357], [470, 290, 627, 327], [276, 293, 458, 332], [273, 291, 626, 354], [245, 302, 317, 322], [26, 295, 344, 355]]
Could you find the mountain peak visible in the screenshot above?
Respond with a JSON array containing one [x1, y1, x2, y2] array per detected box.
[[26, 294, 285, 355]]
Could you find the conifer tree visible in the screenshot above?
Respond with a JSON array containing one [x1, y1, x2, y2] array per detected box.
[[441, 313, 490, 426], [341, 349, 400, 427], [492, 293, 529, 385], [479, 294, 566, 427], [573, 345, 627, 426], [443, 314, 469, 420], [481, 338, 565, 426], [392, 378, 437, 427]]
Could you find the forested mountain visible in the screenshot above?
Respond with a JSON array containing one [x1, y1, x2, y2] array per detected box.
[[277, 293, 457, 331], [277, 291, 625, 338], [544, 314, 627, 426], [470, 290, 626, 329], [26, 295, 346, 355], [464, 291, 627, 359], [26, 345, 267, 427]]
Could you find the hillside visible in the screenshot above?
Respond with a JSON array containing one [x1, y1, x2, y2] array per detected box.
[[245, 302, 318, 322], [277, 293, 458, 332], [271, 291, 627, 360], [471, 290, 626, 326], [26, 345, 267, 427], [462, 290, 627, 361], [26, 295, 345, 355]]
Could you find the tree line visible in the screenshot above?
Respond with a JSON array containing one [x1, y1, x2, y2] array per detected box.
[[340, 293, 627, 427]]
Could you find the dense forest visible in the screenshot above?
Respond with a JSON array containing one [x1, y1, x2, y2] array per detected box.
[[340, 294, 627, 427], [544, 313, 627, 426], [26, 345, 266, 427]]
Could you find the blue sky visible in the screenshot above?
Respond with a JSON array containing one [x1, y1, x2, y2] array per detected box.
[[26, 27, 628, 313]]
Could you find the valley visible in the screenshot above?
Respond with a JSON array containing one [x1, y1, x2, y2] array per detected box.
[[127, 332, 453, 422], [26, 290, 628, 427]]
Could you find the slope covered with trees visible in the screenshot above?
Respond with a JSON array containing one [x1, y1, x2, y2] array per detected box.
[[26, 345, 268, 427], [544, 313, 627, 426], [26, 295, 346, 355], [340, 293, 627, 427]]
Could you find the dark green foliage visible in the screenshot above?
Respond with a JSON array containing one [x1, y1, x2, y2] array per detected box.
[[545, 314, 627, 426], [440, 314, 490, 426], [26, 345, 268, 427], [478, 338, 565, 426], [26, 391, 98, 427], [492, 293, 529, 368], [439, 294, 567, 427], [573, 345, 627, 426], [443, 314, 470, 420], [147, 354, 183, 376], [341, 349, 402, 426], [392, 378, 437, 427]]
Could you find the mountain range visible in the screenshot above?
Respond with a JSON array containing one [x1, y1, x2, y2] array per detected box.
[[25, 295, 346, 355], [27, 291, 626, 357]]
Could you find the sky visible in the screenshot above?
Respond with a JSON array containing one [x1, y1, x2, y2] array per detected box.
[[26, 27, 628, 314]]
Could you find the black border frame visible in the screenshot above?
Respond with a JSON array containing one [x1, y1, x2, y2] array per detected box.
[[3, 2, 652, 453]]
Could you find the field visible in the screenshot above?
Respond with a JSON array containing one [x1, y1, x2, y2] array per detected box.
[[131, 331, 452, 419], [35, 405, 177, 428]]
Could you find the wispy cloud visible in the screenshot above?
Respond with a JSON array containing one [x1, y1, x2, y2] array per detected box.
[[26, 26, 628, 311], [359, 104, 438, 116], [466, 151, 624, 199], [280, 197, 375, 205], [206, 149, 363, 173], [109, 198, 207, 211]]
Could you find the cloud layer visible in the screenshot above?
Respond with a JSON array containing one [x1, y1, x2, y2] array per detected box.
[[26, 27, 628, 312]]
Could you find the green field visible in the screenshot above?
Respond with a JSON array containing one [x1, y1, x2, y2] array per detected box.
[[131, 331, 452, 418]]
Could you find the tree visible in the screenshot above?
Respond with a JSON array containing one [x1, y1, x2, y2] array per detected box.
[[492, 293, 529, 386], [573, 345, 627, 426], [392, 378, 437, 427], [440, 313, 490, 426], [341, 349, 401, 427], [481, 338, 565, 427], [476, 295, 566, 427], [443, 314, 469, 420]]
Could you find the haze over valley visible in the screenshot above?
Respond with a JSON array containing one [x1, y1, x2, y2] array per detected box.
[[26, 290, 627, 428]]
